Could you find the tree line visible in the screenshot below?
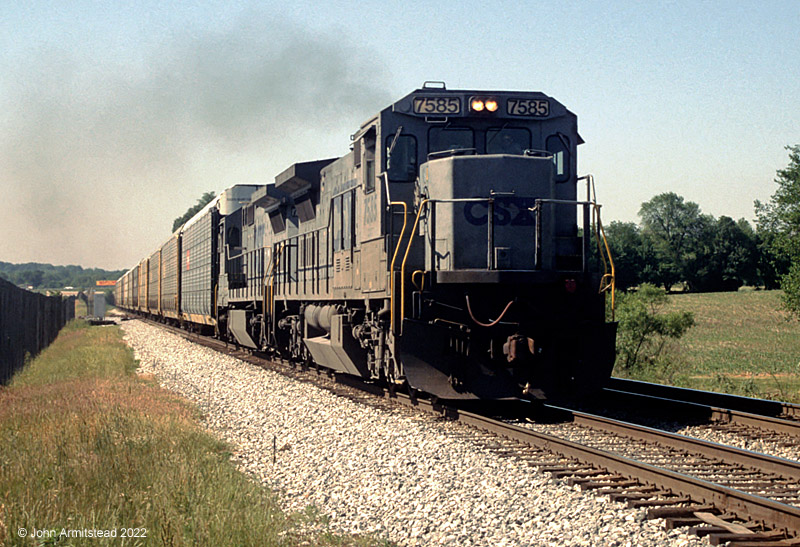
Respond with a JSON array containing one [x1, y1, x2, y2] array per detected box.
[[604, 144, 799, 311], [0, 262, 124, 290], [602, 194, 776, 293], [0, 191, 217, 291]]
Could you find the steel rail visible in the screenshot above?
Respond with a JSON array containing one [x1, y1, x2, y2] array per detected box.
[[711, 408, 800, 438], [599, 387, 800, 439], [607, 377, 800, 420], [430, 403, 800, 537], [547, 406, 800, 480]]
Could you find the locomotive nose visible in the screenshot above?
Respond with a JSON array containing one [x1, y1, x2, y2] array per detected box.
[[418, 153, 556, 272]]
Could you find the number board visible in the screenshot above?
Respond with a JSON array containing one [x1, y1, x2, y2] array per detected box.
[[507, 98, 550, 117], [413, 96, 461, 115]]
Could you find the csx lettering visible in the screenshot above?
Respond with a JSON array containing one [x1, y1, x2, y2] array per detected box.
[[331, 178, 357, 196], [463, 198, 536, 227], [364, 194, 378, 225]]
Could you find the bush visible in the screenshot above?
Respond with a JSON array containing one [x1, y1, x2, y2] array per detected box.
[[615, 284, 695, 373], [780, 262, 800, 317]]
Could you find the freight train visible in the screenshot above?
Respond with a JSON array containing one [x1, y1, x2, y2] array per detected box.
[[116, 83, 617, 400]]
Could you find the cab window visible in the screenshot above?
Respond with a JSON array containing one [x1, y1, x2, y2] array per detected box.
[[363, 129, 377, 192], [487, 127, 531, 155], [429, 127, 474, 154], [546, 133, 570, 182], [385, 135, 417, 182]]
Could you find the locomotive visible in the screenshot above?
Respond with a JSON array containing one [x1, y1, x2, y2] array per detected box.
[[116, 83, 617, 400]]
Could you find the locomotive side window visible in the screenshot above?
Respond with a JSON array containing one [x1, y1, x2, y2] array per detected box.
[[342, 191, 352, 250], [385, 135, 417, 182], [365, 159, 375, 193], [487, 127, 531, 155], [546, 133, 570, 183], [332, 191, 355, 252], [333, 195, 342, 252], [429, 127, 473, 154], [243, 204, 255, 226], [364, 130, 376, 193]]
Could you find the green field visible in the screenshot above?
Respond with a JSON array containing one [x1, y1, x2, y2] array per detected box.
[[0, 321, 390, 547], [629, 290, 800, 402]]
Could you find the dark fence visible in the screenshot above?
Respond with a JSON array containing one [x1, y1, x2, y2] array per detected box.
[[0, 278, 75, 383]]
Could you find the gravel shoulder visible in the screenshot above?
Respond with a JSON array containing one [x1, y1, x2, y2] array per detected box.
[[121, 319, 710, 547]]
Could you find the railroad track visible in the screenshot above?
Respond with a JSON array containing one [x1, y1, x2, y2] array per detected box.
[[606, 378, 800, 421], [596, 378, 800, 445], [131, 317, 800, 546]]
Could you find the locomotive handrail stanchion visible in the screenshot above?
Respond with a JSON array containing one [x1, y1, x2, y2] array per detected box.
[[580, 174, 617, 318], [411, 270, 426, 292], [487, 198, 495, 269], [264, 241, 285, 344], [582, 202, 591, 273], [581, 174, 606, 279], [260, 244, 277, 345], [593, 203, 616, 319], [534, 201, 542, 269], [485, 190, 515, 270], [430, 200, 436, 273], [533, 198, 600, 272], [267, 246, 277, 341], [381, 172, 408, 334], [411, 270, 427, 320], [388, 200, 408, 335], [262, 261, 268, 346], [399, 198, 430, 335], [399, 199, 428, 333]]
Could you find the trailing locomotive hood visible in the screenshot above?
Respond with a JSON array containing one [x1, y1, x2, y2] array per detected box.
[[418, 153, 556, 271]]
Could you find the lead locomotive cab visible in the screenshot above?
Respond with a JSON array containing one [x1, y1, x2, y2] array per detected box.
[[382, 83, 617, 400]]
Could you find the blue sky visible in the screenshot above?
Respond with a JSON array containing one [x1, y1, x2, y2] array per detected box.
[[2, 1, 798, 268]]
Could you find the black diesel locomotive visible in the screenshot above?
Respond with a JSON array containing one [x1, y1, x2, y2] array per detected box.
[[116, 83, 617, 400]]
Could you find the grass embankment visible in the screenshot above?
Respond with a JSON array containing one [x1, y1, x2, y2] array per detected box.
[[0, 321, 389, 546], [625, 290, 800, 402]]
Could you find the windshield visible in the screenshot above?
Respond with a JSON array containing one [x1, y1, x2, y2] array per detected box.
[[429, 127, 474, 154], [487, 127, 531, 155], [385, 135, 417, 182]]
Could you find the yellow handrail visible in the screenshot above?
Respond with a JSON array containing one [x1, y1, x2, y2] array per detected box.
[[411, 270, 426, 292], [261, 242, 285, 339], [261, 249, 274, 341], [399, 199, 429, 334], [388, 201, 408, 333], [592, 203, 616, 320], [582, 174, 616, 319]]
